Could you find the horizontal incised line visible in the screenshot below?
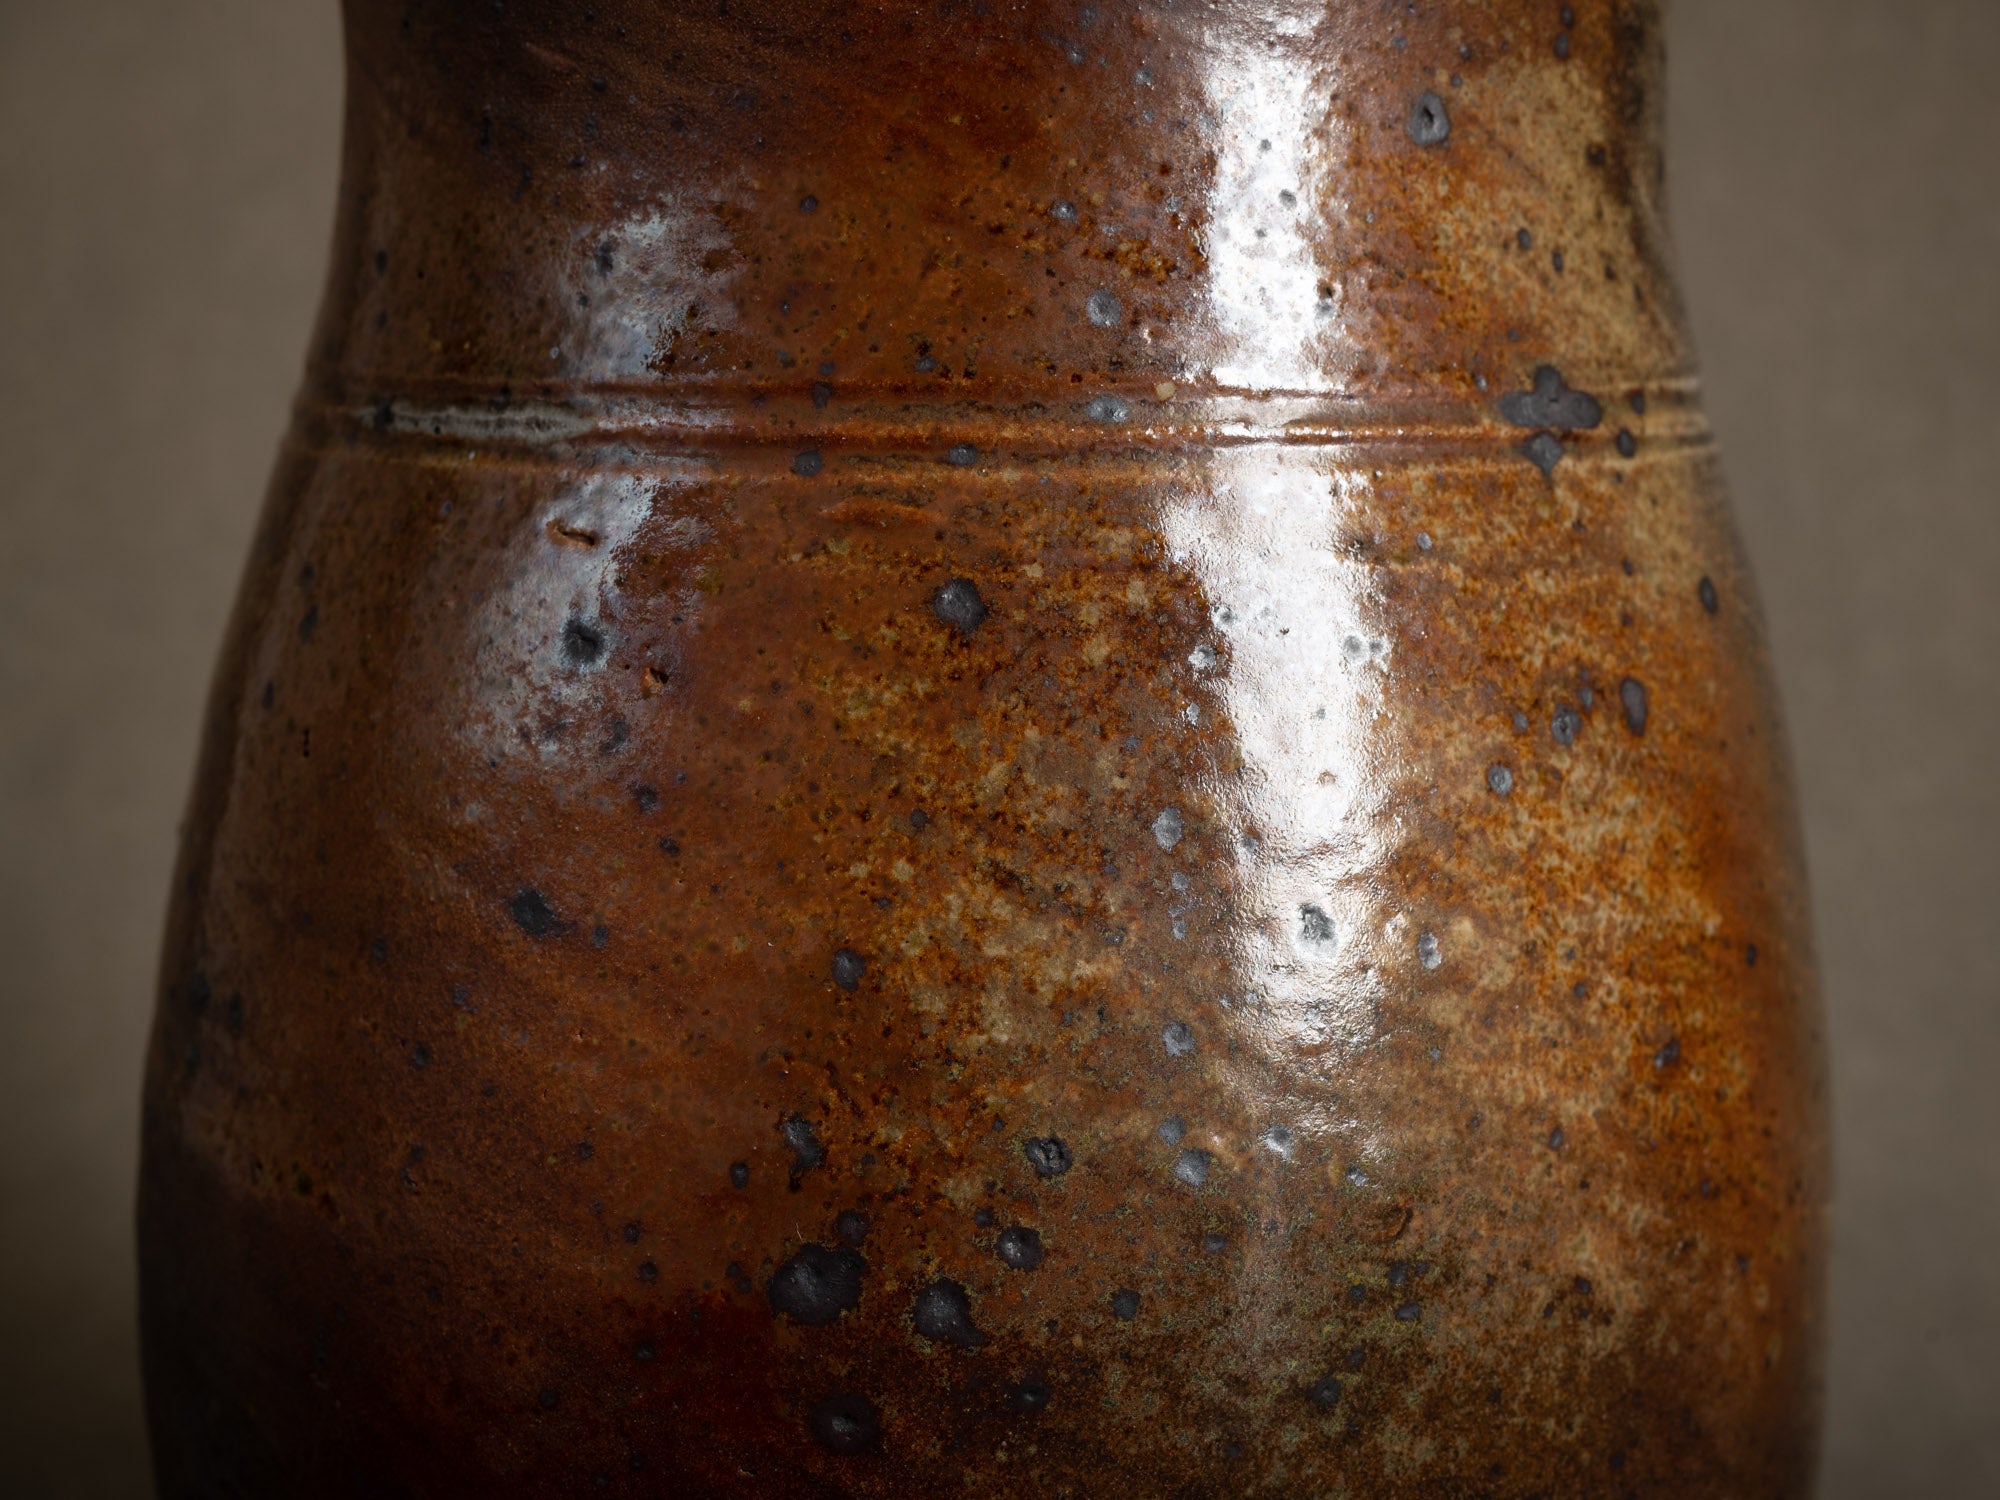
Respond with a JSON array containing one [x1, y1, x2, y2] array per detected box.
[[297, 377, 1711, 460]]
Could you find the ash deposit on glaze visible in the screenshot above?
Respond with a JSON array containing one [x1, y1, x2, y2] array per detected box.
[[139, 2, 1825, 1496]]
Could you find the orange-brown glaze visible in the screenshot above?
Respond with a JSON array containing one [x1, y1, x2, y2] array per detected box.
[[139, 3, 1825, 1495]]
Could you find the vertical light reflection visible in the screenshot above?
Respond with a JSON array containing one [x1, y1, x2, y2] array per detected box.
[[1159, 446, 1400, 1138], [1195, 4, 1349, 393]]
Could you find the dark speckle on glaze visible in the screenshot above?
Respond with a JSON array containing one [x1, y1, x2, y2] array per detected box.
[[783, 1114, 825, 1178], [1519, 431, 1567, 475], [1616, 428, 1638, 458], [809, 1393, 879, 1455], [911, 1278, 985, 1348], [560, 615, 608, 670], [1157, 1116, 1187, 1147], [1310, 1375, 1343, 1410], [1023, 1136, 1073, 1178], [1699, 576, 1720, 614], [945, 443, 979, 468], [792, 449, 824, 477], [1406, 91, 1450, 147], [1174, 1149, 1213, 1188], [1202, 1232, 1228, 1254], [1008, 1378, 1052, 1415], [831, 947, 866, 991], [835, 1209, 870, 1246], [1488, 764, 1515, 796], [1110, 1288, 1141, 1321], [1499, 366, 1604, 431], [728, 1161, 750, 1190], [767, 1244, 865, 1326], [996, 1226, 1044, 1271], [508, 888, 564, 938], [931, 578, 989, 636], [1394, 1302, 1422, 1322], [1552, 705, 1582, 747], [1620, 677, 1649, 736]]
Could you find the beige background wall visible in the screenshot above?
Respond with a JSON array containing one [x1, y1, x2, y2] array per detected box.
[[2, 1, 1994, 1494]]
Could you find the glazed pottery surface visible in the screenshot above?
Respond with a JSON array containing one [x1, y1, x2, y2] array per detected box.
[[140, 2, 1825, 1495]]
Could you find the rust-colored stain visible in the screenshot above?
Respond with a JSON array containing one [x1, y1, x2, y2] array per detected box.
[[139, 2, 1825, 1495]]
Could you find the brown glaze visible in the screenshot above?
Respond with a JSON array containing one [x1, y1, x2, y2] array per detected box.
[[139, 2, 1825, 1495]]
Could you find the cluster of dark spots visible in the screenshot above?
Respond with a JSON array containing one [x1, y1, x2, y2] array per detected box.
[[1699, 576, 1719, 614], [1023, 1136, 1073, 1178], [831, 948, 866, 991], [1008, 1378, 1052, 1414], [768, 1244, 865, 1326], [1620, 677, 1649, 735], [809, 1393, 878, 1454], [726, 1261, 754, 1295], [561, 615, 608, 669], [912, 1279, 985, 1348], [996, 1226, 1044, 1270], [729, 1161, 750, 1189], [1109, 1288, 1140, 1321], [792, 449, 823, 477], [836, 1210, 870, 1246], [1552, 705, 1583, 746], [1309, 1375, 1343, 1409], [509, 887, 566, 938], [1406, 91, 1449, 146]]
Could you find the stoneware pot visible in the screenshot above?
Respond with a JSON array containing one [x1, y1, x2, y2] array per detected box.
[[139, 2, 1826, 1494]]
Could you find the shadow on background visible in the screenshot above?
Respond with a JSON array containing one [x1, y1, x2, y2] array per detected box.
[[1, 1, 1993, 1494]]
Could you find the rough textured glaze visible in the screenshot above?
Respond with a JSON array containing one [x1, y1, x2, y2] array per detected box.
[[139, 2, 1826, 1495]]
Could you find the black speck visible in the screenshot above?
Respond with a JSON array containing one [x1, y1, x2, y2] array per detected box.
[[1008, 1379, 1052, 1414], [793, 449, 824, 477], [836, 1210, 870, 1246], [1552, 706, 1582, 746], [1520, 432, 1566, 475], [298, 604, 319, 642], [831, 948, 866, 991], [912, 1278, 985, 1347], [591, 923, 609, 949], [1393, 1302, 1421, 1322], [811, 381, 832, 409], [729, 1161, 750, 1189], [1406, 92, 1450, 147], [575, 1141, 594, 1162], [799, 194, 819, 214], [1616, 428, 1637, 458], [1310, 1376, 1343, 1409], [1203, 1232, 1228, 1254], [783, 1114, 826, 1177], [974, 1207, 995, 1228], [932, 578, 990, 636], [1562, 4, 1577, 23], [1552, 250, 1566, 274], [1654, 1037, 1681, 1068], [638, 1260, 658, 1283], [633, 784, 659, 813], [1518, 228, 1534, 250], [623, 1221, 642, 1244], [1500, 366, 1603, 431], [946, 443, 979, 467], [1746, 944, 1760, 967], [996, 1226, 1044, 1271], [1548, 1127, 1567, 1150], [1698, 576, 1719, 614], [768, 1244, 865, 1326], [410, 1043, 430, 1069], [562, 616, 608, 669], [909, 808, 930, 831], [1488, 764, 1515, 796], [1023, 1136, 1073, 1178], [509, 888, 565, 938], [538, 1387, 559, 1410], [1109, 1288, 1140, 1321], [1619, 677, 1649, 735], [809, 1393, 878, 1454], [1554, 33, 1571, 59]]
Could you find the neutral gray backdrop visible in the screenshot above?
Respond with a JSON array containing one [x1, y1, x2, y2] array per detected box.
[[2, 1, 1994, 1493]]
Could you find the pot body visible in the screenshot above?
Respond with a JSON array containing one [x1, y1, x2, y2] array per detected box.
[[139, 2, 1825, 1495]]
